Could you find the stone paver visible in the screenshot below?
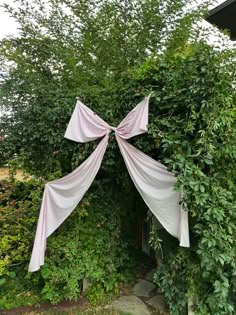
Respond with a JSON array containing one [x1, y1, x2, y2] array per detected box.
[[111, 295, 151, 315], [147, 294, 167, 312], [133, 279, 156, 298], [110, 270, 169, 315], [145, 269, 156, 282]]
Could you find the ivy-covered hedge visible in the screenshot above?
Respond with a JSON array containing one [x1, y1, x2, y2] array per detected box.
[[132, 47, 236, 314], [1, 43, 236, 314], [0, 179, 144, 309], [0, 1, 236, 312]]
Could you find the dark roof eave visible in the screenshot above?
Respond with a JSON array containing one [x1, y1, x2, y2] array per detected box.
[[206, 0, 236, 40], [208, 0, 236, 16]]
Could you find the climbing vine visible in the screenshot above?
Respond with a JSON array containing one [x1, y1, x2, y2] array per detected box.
[[136, 47, 236, 314]]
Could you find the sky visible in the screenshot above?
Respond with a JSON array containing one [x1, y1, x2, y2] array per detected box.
[[0, 0, 19, 39]]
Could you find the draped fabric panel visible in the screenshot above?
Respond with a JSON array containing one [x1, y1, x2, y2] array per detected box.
[[28, 136, 109, 272], [29, 96, 189, 272], [116, 135, 189, 246]]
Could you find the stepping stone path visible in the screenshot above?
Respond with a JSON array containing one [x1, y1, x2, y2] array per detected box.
[[111, 269, 169, 315], [133, 279, 156, 298], [147, 294, 167, 312], [112, 295, 151, 315]]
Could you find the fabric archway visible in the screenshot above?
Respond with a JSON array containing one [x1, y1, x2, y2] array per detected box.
[[28, 96, 190, 272]]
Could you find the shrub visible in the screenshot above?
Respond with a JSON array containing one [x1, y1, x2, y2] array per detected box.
[[134, 46, 236, 314], [0, 179, 144, 308], [39, 190, 138, 304]]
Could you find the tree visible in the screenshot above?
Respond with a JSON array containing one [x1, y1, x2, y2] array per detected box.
[[0, 0, 208, 176]]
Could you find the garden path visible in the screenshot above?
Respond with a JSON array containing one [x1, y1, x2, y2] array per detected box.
[[111, 269, 169, 315]]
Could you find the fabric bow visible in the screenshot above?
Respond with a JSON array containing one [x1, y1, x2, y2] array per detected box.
[[28, 96, 189, 272]]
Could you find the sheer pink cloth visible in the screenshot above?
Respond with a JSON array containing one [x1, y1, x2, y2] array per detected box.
[[28, 96, 189, 272]]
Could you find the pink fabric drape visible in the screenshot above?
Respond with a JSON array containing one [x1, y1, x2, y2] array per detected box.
[[29, 96, 189, 272]]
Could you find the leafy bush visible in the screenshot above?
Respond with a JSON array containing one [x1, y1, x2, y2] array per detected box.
[[0, 179, 43, 308], [39, 190, 139, 304], [134, 46, 236, 314], [0, 180, 41, 276], [0, 179, 144, 308]]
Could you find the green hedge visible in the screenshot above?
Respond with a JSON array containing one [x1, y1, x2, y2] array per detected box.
[[1, 31, 236, 314]]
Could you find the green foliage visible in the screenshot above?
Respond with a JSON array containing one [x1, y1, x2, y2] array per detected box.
[[0, 0, 209, 177], [39, 190, 139, 304], [137, 47, 236, 314], [1, 42, 236, 314], [0, 1, 236, 314], [0, 179, 145, 308], [0, 180, 42, 276], [0, 179, 44, 309]]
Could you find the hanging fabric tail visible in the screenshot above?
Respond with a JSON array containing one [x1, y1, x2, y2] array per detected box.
[[28, 135, 109, 272], [116, 134, 190, 247]]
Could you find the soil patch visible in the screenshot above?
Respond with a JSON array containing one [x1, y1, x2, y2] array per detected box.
[[0, 168, 27, 181], [0, 298, 88, 315]]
